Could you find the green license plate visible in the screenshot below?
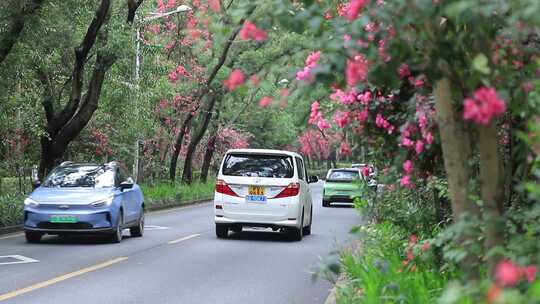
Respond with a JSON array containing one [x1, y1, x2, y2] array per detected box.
[[50, 215, 78, 223]]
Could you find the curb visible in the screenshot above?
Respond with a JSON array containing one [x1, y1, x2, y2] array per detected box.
[[0, 197, 213, 236], [323, 239, 363, 304]]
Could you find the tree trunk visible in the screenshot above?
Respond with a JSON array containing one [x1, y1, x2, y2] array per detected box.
[[182, 94, 221, 184], [168, 6, 255, 182], [169, 114, 193, 182], [478, 123, 505, 276], [433, 78, 480, 280], [200, 108, 222, 183]]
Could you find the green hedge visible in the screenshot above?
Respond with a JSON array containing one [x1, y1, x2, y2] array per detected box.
[[0, 194, 24, 227]]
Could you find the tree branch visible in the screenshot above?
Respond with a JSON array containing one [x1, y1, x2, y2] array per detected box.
[[127, 0, 145, 23], [0, 0, 44, 65]]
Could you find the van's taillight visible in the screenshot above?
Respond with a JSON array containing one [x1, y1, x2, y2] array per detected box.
[[215, 179, 239, 197], [274, 183, 300, 198]]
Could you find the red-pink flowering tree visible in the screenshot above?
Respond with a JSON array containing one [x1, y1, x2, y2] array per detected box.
[[267, 0, 540, 279]]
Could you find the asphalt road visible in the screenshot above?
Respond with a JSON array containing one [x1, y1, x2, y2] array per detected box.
[[0, 181, 360, 304]]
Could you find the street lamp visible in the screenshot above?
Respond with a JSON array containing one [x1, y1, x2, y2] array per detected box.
[[132, 4, 192, 181]]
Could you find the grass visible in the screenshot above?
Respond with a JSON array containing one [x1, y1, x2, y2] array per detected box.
[[336, 222, 452, 304]]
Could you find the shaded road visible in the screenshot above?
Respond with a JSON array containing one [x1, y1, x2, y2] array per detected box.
[[0, 181, 360, 304]]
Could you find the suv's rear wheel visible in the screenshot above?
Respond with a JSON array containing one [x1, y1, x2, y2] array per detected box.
[[322, 200, 330, 207], [25, 230, 42, 243], [303, 207, 312, 236], [289, 212, 304, 241], [216, 224, 229, 238]]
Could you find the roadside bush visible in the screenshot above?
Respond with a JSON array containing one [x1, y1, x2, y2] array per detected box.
[[140, 181, 215, 208], [0, 194, 24, 227], [337, 222, 454, 303]]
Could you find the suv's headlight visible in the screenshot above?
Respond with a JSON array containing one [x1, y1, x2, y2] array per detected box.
[[24, 198, 40, 208], [91, 196, 114, 207]]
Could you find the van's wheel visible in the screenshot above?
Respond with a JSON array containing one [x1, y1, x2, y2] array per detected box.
[[322, 200, 330, 207], [303, 208, 312, 236], [231, 225, 242, 233], [289, 212, 304, 241], [130, 208, 144, 237], [110, 211, 123, 243], [216, 224, 229, 239], [25, 231, 42, 243]]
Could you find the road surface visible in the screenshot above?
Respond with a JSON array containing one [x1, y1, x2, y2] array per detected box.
[[0, 181, 360, 304]]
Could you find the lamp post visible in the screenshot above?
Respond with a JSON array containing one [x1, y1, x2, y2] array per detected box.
[[132, 5, 192, 181]]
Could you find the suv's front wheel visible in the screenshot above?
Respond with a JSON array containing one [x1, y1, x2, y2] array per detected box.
[[25, 230, 42, 243]]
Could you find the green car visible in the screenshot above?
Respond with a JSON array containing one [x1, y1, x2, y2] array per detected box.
[[322, 169, 364, 207]]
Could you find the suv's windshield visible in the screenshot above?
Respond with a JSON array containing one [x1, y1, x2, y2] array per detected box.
[[42, 165, 115, 188], [327, 170, 360, 182], [222, 153, 294, 178]]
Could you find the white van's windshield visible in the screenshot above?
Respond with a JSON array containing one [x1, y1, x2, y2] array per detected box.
[[222, 153, 294, 178]]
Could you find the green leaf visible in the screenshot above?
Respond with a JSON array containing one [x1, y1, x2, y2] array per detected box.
[[472, 53, 490, 75]]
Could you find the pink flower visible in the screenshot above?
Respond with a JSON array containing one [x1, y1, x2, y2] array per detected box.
[[401, 137, 414, 147], [496, 260, 522, 287], [239, 20, 268, 42], [403, 160, 413, 174], [330, 88, 356, 104], [421, 241, 430, 252], [345, 0, 368, 22], [250, 74, 259, 85], [296, 51, 321, 82], [345, 54, 368, 87], [415, 140, 425, 154], [463, 87, 506, 125], [334, 111, 350, 128], [259, 96, 273, 108], [224, 69, 245, 91], [357, 91, 372, 105], [400, 175, 414, 188], [524, 265, 538, 283], [339, 142, 351, 156], [209, 0, 221, 12], [361, 166, 370, 177], [399, 63, 411, 78], [409, 234, 418, 244], [317, 118, 330, 130], [424, 132, 434, 145], [357, 107, 369, 123]]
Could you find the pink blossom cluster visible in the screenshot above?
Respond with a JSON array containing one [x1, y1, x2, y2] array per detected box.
[[334, 111, 350, 128], [339, 142, 351, 156], [308, 101, 331, 130], [495, 260, 537, 287], [168, 65, 192, 83], [463, 87, 506, 125], [375, 113, 395, 134], [90, 128, 113, 156], [346, 54, 369, 86], [239, 20, 268, 42], [330, 88, 357, 105], [296, 51, 321, 82], [344, 0, 368, 22], [297, 129, 336, 160], [259, 96, 273, 108], [224, 69, 245, 91]]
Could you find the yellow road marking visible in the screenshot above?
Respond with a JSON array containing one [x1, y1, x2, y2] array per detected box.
[[0, 233, 24, 240], [0, 257, 128, 302], [168, 233, 201, 244]]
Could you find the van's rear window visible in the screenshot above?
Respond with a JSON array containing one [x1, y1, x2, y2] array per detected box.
[[222, 154, 294, 178]]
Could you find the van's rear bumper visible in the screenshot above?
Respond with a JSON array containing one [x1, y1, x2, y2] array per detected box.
[[215, 216, 298, 228]]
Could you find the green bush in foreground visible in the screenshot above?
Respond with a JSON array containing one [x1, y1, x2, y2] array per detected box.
[[337, 222, 455, 304]]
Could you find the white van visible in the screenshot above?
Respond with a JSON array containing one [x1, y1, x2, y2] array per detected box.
[[214, 149, 318, 241]]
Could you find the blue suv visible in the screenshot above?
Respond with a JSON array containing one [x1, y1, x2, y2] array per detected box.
[[23, 162, 145, 243]]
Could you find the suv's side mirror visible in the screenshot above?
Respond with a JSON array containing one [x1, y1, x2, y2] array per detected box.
[[119, 180, 134, 191], [308, 175, 319, 183]]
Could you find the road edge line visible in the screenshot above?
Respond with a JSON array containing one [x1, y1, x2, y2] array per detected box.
[[168, 233, 201, 244], [0, 257, 128, 302]]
